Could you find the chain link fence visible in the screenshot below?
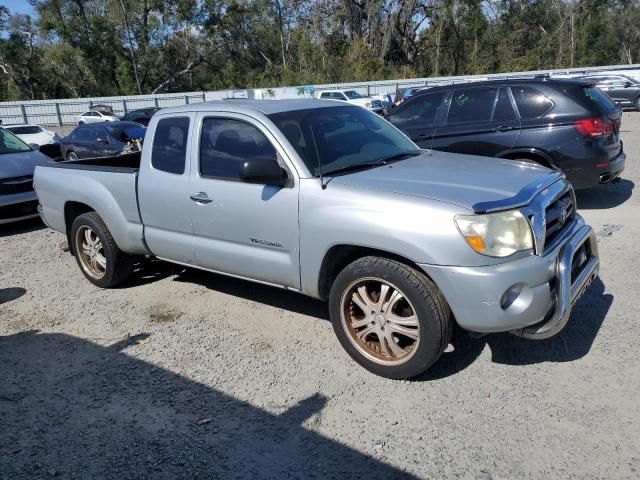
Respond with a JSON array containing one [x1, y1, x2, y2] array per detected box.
[[1, 64, 638, 126]]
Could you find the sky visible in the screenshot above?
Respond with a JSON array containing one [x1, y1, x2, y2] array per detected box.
[[3, 0, 36, 17]]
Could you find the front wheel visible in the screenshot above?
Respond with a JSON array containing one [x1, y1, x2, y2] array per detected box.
[[66, 151, 78, 162], [635, 97, 640, 112], [329, 256, 453, 379], [71, 212, 132, 288]]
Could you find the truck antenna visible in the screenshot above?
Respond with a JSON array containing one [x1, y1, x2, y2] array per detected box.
[[309, 124, 326, 190]]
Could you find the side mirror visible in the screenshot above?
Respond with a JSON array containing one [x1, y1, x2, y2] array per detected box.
[[240, 157, 287, 186], [29, 143, 40, 150], [624, 81, 633, 88]]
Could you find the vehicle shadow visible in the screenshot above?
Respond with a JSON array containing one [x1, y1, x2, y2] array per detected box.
[[420, 277, 612, 381], [0, 330, 413, 479], [575, 179, 634, 210], [173, 268, 330, 320], [0, 218, 45, 237], [0, 287, 26, 305]]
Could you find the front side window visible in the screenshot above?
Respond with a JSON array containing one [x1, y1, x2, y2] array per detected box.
[[76, 127, 92, 142], [447, 87, 498, 125], [344, 91, 362, 99], [511, 86, 554, 118], [0, 128, 32, 154], [151, 117, 189, 174], [387, 91, 447, 128], [200, 118, 277, 179], [269, 105, 420, 176]]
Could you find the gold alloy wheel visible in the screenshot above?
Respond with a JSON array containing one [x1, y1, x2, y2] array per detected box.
[[75, 225, 107, 280], [340, 278, 420, 366]]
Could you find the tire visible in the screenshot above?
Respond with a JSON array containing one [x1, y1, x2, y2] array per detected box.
[[66, 151, 78, 162], [635, 97, 640, 112], [328, 256, 453, 379], [70, 212, 133, 288]]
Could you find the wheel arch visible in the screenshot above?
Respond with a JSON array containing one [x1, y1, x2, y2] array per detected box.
[[64, 201, 95, 254], [317, 244, 425, 301], [498, 148, 555, 169]]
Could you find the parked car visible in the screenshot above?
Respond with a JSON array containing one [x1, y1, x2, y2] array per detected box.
[[577, 74, 640, 110], [385, 77, 625, 189], [0, 127, 50, 224], [61, 122, 146, 161], [123, 107, 160, 126], [35, 100, 599, 379], [76, 110, 120, 125], [394, 87, 428, 105], [4, 124, 61, 146], [316, 89, 385, 114]]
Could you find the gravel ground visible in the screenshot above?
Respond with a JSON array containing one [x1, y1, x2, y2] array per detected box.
[[2, 114, 639, 480]]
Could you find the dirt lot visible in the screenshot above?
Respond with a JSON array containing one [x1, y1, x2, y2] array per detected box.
[[2, 114, 639, 480]]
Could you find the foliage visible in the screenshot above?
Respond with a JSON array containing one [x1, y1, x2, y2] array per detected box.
[[0, 0, 639, 101]]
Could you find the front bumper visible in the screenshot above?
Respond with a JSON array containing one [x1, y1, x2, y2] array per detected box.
[[0, 191, 40, 225], [419, 218, 599, 339]]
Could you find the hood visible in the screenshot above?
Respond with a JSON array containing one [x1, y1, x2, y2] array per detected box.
[[0, 150, 49, 179], [347, 98, 372, 107], [331, 151, 560, 212]]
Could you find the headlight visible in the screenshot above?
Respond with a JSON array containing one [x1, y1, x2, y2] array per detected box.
[[455, 210, 533, 257]]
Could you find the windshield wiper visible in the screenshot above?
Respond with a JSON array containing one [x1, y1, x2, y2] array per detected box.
[[321, 151, 420, 177]]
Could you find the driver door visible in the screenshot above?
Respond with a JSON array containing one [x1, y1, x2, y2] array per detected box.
[[188, 112, 301, 289]]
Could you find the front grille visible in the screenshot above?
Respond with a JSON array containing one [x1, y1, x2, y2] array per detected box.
[[544, 192, 575, 251], [0, 175, 34, 195]]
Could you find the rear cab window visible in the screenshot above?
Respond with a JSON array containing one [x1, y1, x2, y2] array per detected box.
[[151, 117, 190, 174]]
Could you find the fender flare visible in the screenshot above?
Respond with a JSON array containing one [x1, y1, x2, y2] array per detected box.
[[497, 148, 556, 168]]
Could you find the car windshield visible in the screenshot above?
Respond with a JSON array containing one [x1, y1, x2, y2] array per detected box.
[[344, 91, 362, 99], [0, 128, 32, 155], [268, 106, 420, 176], [105, 122, 146, 141], [6, 125, 43, 135]]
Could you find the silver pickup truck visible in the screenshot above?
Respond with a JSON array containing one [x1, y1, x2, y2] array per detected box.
[[35, 100, 599, 379]]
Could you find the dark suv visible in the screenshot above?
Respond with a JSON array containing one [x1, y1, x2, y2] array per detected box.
[[385, 78, 625, 189]]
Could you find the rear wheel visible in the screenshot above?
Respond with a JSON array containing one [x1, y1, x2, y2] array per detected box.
[[635, 96, 640, 112], [329, 256, 453, 379], [71, 212, 132, 288], [66, 151, 78, 162]]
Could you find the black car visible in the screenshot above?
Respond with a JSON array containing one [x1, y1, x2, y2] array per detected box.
[[385, 78, 625, 189], [578, 74, 640, 110], [122, 107, 160, 126], [61, 121, 146, 161]]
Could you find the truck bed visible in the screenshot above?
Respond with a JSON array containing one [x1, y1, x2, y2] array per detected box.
[[34, 152, 149, 255], [52, 152, 141, 172]]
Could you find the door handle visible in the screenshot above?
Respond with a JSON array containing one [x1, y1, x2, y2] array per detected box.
[[494, 125, 513, 132], [190, 192, 213, 204]]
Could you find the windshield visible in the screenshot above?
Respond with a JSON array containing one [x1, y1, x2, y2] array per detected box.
[[0, 128, 32, 155], [105, 122, 146, 141], [6, 125, 43, 135], [344, 91, 362, 99], [268, 106, 420, 176]]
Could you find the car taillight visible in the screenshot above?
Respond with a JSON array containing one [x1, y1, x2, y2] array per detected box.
[[574, 117, 613, 138]]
